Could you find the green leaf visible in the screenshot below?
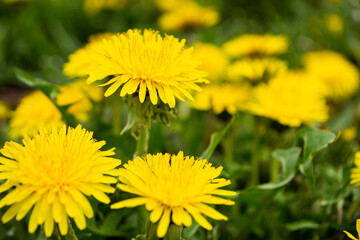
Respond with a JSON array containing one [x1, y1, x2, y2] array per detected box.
[[285, 220, 320, 231], [200, 114, 236, 160], [296, 126, 336, 194], [257, 147, 301, 190]]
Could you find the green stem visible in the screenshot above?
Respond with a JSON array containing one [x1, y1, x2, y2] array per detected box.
[[346, 196, 360, 220], [134, 122, 150, 157], [249, 119, 261, 186], [112, 98, 121, 133], [222, 131, 234, 163], [270, 157, 279, 182]]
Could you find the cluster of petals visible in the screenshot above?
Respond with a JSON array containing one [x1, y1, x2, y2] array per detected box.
[[111, 151, 236, 238]]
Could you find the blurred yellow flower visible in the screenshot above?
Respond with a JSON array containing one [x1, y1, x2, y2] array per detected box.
[[303, 51, 359, 99], [83, 0, 131, 13], [227, 57, 288, 82], [341, 126, 357, 141], [158, 1, 219, 31], [65, 29, 208, 108], [0, 101, 10, 121], [326, 14, 343, 34], [192, 42, 229, 82], [111, 151, 235, 238], [191, 83, 251, 114], [57, 79, 103, 123], [223, 34, 288, 57], [9, 91, 63, 139], [248, 71, 328, 127], [63, 33, 115, 78], [350, 152, 360, 187], [155, 0, 184, 11], [0, 125, 121, 237]]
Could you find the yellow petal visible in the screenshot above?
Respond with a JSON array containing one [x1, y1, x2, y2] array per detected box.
[[344, 230, 358, 240], [111, 197, 148, 209], [157, 207, 171, 238], [150, 205, 164, 223]]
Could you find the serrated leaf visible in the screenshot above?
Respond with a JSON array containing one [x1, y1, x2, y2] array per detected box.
[[200, 114, 236, 160], [296, 126, 336, 194]]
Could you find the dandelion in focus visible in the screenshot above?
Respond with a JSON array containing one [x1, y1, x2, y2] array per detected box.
[[191, 84, 251, 114], [0, 125, 121, 237], [248, 71, 328, 127], [9, 91, 63, 139], [227, 57, 288, 82], [111, 151, 235, 238], [344, 219, 360, 239], [302, 51, 359, 99], [192, 42, 229, 82], [158, 1, 219, 31], [223, 34, 288, 58], [57, 79, 103, 122], [65, 29, 208, 108]]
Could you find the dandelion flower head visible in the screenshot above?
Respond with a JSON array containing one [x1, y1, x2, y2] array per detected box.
[[111, 151, 235, 238], [344, 219, 360, 240], [248, 71, 329, 127], [84, 0, 130, 13], [68, 29, 208, 108], [191, 83, 251, 114], [192, 42, 229, 82], [158, 1, 219, 31], [350, 152, 360, 187], [0, 125, 121, 237], [302, 51, 359, 99], [155, 0, 185, 11], [326, 14, 343, 34], [57, 79, 103, 122], [223, 34, 288, 57], [227, 57, 288, 82], [9, 91, 63, 139]]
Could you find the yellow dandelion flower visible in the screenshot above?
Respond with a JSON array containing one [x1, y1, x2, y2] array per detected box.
[[63, 33, 115, 78], [0, 100, 10, 121], [0, 125, 121, 237], [111, 151, 235, 238], [223, 34, 288, 57], [303, 51, 359, 99], [66, 29, 208, 108], [341, 126, 357, 141], [57, 79, 103, 123], [350, 152, 360, 186], [192, 42, 229, 82], [191, 84, 251, 114], [158, 1, 219, 31], [227, 57, 288, 82], [248, 71, 328, 127], [83, 0, 130, 13], [344, 219, 360, 240], [326, 14, 343, 34], [155, 0, 184, 11], [9, 91, 63, 139]]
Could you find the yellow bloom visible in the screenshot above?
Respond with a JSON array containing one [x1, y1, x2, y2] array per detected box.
[[227, 57, 288, 82], [63, 33, 115, 78], [223, 34, 288, 57], [341, 126, 357, 141], [303, 51, 359, 99], [0, 125, 121, 237], [350, 152, 360, 186], [326, 14, 343, 34], [0, 101, 10, 121], [248, 71, 328, 127], [192, 42, 229, 82], [65, 29, 208, 108], [191, 84, 251, 114], [57, 79, 103, 122], [9, 91, 63, 139], [83, 0, 130, 13], [158, 1, 219, 31], [111, 151, 235, 238], [155, 0, 184, 11]]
